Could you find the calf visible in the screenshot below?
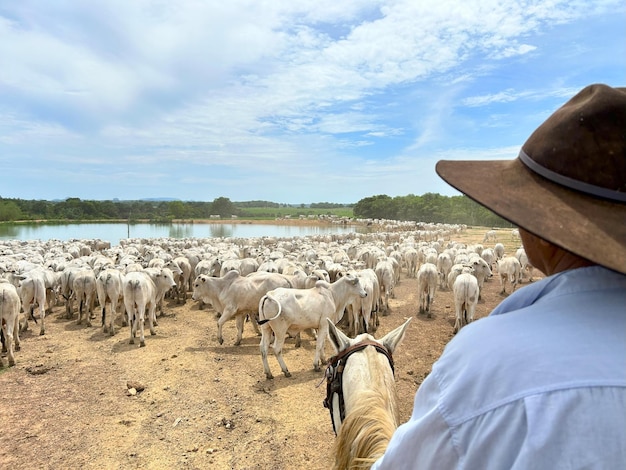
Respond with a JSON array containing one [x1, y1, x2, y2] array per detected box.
[[191, 270, 291, 346], [453, 272, 479, 333], [257, 273, 367, 379]]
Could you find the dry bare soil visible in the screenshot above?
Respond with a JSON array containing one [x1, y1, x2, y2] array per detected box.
[[0, 227, 537, 470]]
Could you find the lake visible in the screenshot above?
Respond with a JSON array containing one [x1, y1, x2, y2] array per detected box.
[[0, 222, 368, 247]]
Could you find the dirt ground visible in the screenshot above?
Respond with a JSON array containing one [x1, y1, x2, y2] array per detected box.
[[0, 226, 538, 470]]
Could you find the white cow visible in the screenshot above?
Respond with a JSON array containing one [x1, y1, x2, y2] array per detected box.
[[257, 273, 367, 379], [342, 269, 380, 336], [417, 263, 438, 318], [515, 248, 534, 282], [483, 230, 497, 242], [453, 272, 479, 333], [60, 265, 86, 319], [72, 269, 97, 327], [374, 259, 395, 314], [403, 247, 419, 278], [469, 256, 492, 299], [237, 258, 260, 277], [143, 267, 177, 318], [167, 257, 192, 304], [194, 259, 215, 277], [481, 248, 496, 270], [96, 268, 125, 335], [436, 252, 453, 290], [191, 270, 291, 346], [447, 263, 474, 291], [18, 270, 48, 335], [494, 243, 505, 261], [497, 256, 522, 294], [123, 271, 158, 347], [0, 282, 21, 367]]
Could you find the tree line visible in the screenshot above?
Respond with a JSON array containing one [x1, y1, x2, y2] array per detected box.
[[0, 193, 509, 227], [352, 193, 509, 227]]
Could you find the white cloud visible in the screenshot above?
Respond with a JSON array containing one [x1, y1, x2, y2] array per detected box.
[[0, 0, 623, 202]]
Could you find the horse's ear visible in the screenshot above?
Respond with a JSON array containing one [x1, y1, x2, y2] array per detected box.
[[380, 318, 412, 354], [327, 318, 351, 353]]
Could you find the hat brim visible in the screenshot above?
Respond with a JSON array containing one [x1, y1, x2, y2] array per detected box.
[[436, 158, 626, 275]]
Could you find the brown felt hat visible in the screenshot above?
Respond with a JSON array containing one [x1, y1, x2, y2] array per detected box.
[[436, 84, 626, 275]]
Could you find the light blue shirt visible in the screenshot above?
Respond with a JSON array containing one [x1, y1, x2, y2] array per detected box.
[[373, 266, 626, 469]]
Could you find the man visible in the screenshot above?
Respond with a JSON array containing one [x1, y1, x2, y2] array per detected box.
[[373, 84, 626, 469]]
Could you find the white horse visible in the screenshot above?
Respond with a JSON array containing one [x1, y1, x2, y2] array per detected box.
[[324, 317, 412, 470]]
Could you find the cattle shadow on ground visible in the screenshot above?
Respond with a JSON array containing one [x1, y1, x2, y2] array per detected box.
[[86, 327, 170, 344], [63, 320, 93, 332], [14, 327, 37, 342], [257, 367, 324, 391], [200, 342, 261, 357], [412, 312, 439, 323], [109, 334, 169, 354]]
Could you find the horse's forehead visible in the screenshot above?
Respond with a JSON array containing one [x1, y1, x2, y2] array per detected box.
[[349, 333, 378, 346], [342, 346, 394, 398], [345, 345, 388, 372]]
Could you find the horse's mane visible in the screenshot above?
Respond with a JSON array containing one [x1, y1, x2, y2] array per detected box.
[[332, 389, 399, 470]]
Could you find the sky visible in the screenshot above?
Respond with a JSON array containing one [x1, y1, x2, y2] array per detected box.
[[0, 1, 624, 205]]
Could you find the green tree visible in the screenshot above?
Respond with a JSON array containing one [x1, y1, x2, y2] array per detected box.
[[211, 197, 237, 218], [0, 200, 22, 221], [168, 201, 187, 219]]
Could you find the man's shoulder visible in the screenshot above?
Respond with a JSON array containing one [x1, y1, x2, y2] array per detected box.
[[430, 274, 626, 425]]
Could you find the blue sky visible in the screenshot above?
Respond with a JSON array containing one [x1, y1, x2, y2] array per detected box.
[[0, 1, 624, 204]]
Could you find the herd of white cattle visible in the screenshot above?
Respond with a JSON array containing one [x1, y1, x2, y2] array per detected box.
[[0, 221, 532, 377]]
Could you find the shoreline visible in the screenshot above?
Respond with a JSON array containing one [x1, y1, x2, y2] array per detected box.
[[7, 217, 349, 227]]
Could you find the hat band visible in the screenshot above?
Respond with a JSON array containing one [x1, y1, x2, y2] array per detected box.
[[519, 150, 626, 202]]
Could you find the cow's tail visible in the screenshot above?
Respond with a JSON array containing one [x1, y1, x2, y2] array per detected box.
[[32, 278, 46, 316], [126, 279, 141, 322], [461, 281, 469, 324], [257, 294, 281, 325]]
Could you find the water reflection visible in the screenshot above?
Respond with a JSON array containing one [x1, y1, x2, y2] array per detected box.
[[208, 224, 234, 239], [0, 222, 364, 246], [167, 223, 195, 239], [0, 224, 20, 238]]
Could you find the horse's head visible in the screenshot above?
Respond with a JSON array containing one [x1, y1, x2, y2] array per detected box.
[[323, 318, 412, 435]]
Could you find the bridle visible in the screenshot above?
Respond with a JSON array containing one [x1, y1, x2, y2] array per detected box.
[[322, 340, 395, 435]]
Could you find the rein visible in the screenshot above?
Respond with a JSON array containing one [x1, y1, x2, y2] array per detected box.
[[322, 340, 395, 435]]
